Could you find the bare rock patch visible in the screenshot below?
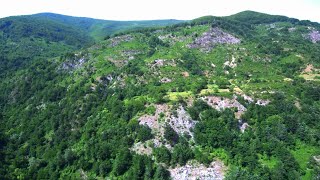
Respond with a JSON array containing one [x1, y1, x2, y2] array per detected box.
[[169, 160, 226, 180], [188, 28, 240, 52]]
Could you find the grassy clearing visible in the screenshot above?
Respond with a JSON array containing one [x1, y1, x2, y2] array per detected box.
[[258, 154, 279, 169], [165, 91, 193, 101], [199, 84, 230, 96], [299, 73, 320, 81], [291, 140, 319, 180]]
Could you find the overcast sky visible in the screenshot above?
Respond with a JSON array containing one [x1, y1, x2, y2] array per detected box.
[[1, 0, 319, 22]]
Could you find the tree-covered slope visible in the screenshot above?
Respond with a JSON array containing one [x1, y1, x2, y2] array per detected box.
[[227, 10, 320, 28], [33, 13, 184, 40], [0, 13, 183, 77], [0, 15, 94, 77], [0, 11, 320, 179]]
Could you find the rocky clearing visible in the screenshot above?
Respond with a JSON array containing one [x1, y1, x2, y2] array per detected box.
[[188, 28, 241, 52], [308, 30, 320, 43], [138, 104, 197, 149], [169, 160, 226, 180]]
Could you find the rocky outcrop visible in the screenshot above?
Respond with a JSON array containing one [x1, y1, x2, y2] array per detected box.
[[169, 160, 225, 180], [188, 28, 240, 52], [108, 35, 133, 47], [60, 53, 87, 71], [307, 30, 320, 43], [130, 142, 153, 156], [202, 96, 246, 119], [168, 106, 197, 138], [223, 55, 237, 69], [158, 34, 188, 45], [150, 59, 177, 68], [160, 77, 172, 83], [137, 104, 197, 151]]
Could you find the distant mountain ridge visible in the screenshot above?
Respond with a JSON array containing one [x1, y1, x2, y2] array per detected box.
[[31, 13, 185, 40], [0, 13, 183, 74]]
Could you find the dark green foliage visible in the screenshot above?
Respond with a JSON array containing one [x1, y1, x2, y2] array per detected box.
[[188, 99, 211, 120], [194, 108, 239, 148], [194, 148, 211, 165], [148, 36, 169, 48], [227, 10, 320, 28], [171, 143, 194, 166], [33, 13, 184, 40], [180, 51, 203, 75], [0, 130, 6, 179], [225, 167, 260, 180], [153, 146, 171, 165], [164, 125, 179, 145], [154, 165, 171, 180], [227, 11, 299, 25], [136, 125, 153, 142], [126, 155, 154, 179], [113, 149, 132, 176]]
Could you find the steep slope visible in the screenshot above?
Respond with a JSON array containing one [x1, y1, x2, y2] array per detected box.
[[0, 11, 320, 179]]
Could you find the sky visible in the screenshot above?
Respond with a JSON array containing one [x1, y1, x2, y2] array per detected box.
[[0, 0, 319, 22]]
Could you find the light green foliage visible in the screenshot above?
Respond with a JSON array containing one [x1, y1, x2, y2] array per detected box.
[[291, 140, 319, 179], [258, 154, 279, 169]]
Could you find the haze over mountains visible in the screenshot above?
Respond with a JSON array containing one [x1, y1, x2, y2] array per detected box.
[[0, 11, 319, 179]]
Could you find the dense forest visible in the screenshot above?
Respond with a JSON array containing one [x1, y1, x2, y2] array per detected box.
[[0, 11, 319, 179]]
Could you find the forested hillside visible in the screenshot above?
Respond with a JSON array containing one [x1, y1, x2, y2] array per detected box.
[[32, 13, 184, 40], [0, 13, 182, 77], [0, 11, 320, 179]]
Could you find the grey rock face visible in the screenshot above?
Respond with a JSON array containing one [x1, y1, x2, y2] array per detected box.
[[188, 28, 240, 52], [308, 30, 320, 43]]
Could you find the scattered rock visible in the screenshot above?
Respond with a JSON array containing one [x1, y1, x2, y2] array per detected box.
[[158, 34, 188, 45], [256, 99, 270, 106], [181, 71, 189, 77], [168, 106, 197, 139], [150, 59, 177, 68], [130, 141, 153, 156], [307, 30, 320, 43], [108, 35, 133, 47], [288, 27, 296, 32], [202, 96, 246, 119], [303, 64, 314, 73], [138, 104, 197, 148], [60, 54, 86, 71], [284, 78, 293, 82], [121, 49, 142, 58], [294, 101, 302, 110], [152, 59, 165, 67], [36, 103, 47, 111], [241, 94, 254, 103], [108, 57, 128, 67], [239, 121, 250, 133], [267, 23, 276, 29], [223, 55, 237, 69], [139, 104, 170, 147], [169, 160, 225, 180], [160, 77, 172, 83], [313, 155, 320, 165]]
